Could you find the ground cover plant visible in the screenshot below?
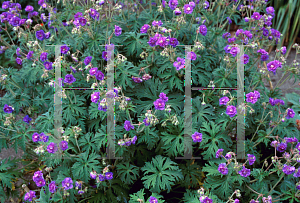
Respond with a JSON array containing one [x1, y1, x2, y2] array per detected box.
[[0, 0, 300, 202]]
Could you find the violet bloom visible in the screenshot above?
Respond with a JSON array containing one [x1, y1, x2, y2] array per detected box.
[[267, 60, 278, 75], [9, 16, 20, 26], [16, 47, 20, 56], [228, 37, 236, 43], [40, 132, 49, 142], [44, 62, 53, 70], [89, 8, 100, 20], [184, 4, 193, 14], [143, 117, 151, 126], [47, 142, 58, 154], [187, 51, 197, 60], [247, 154, 256, 165], [148, 36, 158, 47], [286, 108, 295, 119], [61, 45, 69, 54], [3, 104, 14, 113], [159, 92, 168, 102], [222, 32, 231, 39], [192, 132, 202, 142], [95, 70, 104, 80], [274, 99, 284, 105], [226, 105, 237, 117], [218, 163, 228, 175], [49, 181, 57, 193], [251, 12, 261, 20], [266, 6, 275, 16], [132, 76, 143, 83], [281, 46, 286, 55], [140, 24, 150, 33], [261, 54, 269, 61], [276, 142, 287, 152], [203, 1, 209, 9], [102, 51, 112, 61], [227, 17, 232, 24], [24, 191, 36, 202], [124, 120, 134, 131], [89, 67, 98, 76], [16, 57, 22, 65], [99, 174, 105, 181], [23, 115, 32, 124], [105, 172, 113, 180], [25, 5, 34, 12], [243, 54, 249, 64], [27, 51, 34, 60], [154, 98, 166, 110], [62, 177, 73, 190], [244, 17, 250, 22], [35, 177, 46, 187], [90, 171, 97, 179], [114, 25, 122, 36], [246, 92, 258, 104], [219, 97, 229, 106], [282, 164, 295, 175], [64, 74, 76, 84], [230, 47, 240, 57], [84, 56, 92, 65], [202, 197, 213, 203], [131, 136, 137, 144], [59, 141, 68, 150], [253, 90, 260, 99], [32, 170, 43, 182], [293, 168, 300, 178], [78, 17, 87, 26], [2, 1, 10, 9], [36, 30, 45, 41], [156, 36, 168, 47], [238, 166, 251, 177], [169, 0, 178, 10], [32, 132, 41, 142], [198, 25, 207, 36], [149, 196, 158, 203], [224, 45, 232, 53], [91, 92, 100, 103], [173, 57, 185, 70], [216, 149, 224, 158], [40, 52, 48, 62], [169, 37, 179, 47], [174, 8, 182, 16]]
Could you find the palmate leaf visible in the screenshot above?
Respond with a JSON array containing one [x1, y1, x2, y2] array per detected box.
[[179, 160, 202, 188], [137, 126, 160, 150], [192, 97, 214, 126], [141, 155, 183, 193], [182, 189, 201, 203], [35, 107, 54, 132], [129, 189, 145, 203], [116, 162, 139, 185], [115, 61, 139, 91]]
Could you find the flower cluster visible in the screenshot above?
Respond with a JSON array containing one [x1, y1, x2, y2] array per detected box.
[[118, 135, 137, 146], [32, 170, 46, 188], [153, 92, 169, 110], [90, 170, 114, 182], [246, 90, 260, 104]]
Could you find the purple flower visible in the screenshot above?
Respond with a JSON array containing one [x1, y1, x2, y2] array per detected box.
[[286, 108, 295, 119], [16, 57, 22, 65], [261, 54, 269, 61], [174, 9, 182, 16], [267, 61, 279, 75], [253, 90, 260, 99], [2, 1, 10, 9], [224, 45, 232, 53], [140, 24, 150, 33], [32, 132, 41, 142], [244, 17, 250, 22], [91, 92, 100, 103], [148, 36, 158, 47], [152, 20, 163, 27], [40, 132, 49, 142], [45, 32, 51, 39], [281, 46, 286, 55], [219, 97, 229, 106], [238, 166, 251, 177], [159, 92, 168, 102], [266, 6, 275, 16], [3, 104, 14, 113], [218, 163, 228, 175], [131, 136, 137, 144], [49, 181, 57, 193], [243, 54, 249, 64], [98, 174, 105, 181], [189, 1, 195, 9], [192, 132, 202, 142], [35, 177, 46, 187], [43, 62, 53, 70], [156, 36, 168, 47], [154, 98, 166, 110], [276, 142, 287, 152], [23, 115, 32, 124], [202, 197, 213, 203], [47, 142, 58, 154], [187, 51, 197, 61], [274, 99, 284, 105], [184, 4, 193, 14], [228, 37, 236, 43], [226, 105, 237, 117], [62, 177, 73, 190], [168, 37, 179, 47], [61, 45, 69, 54], [173, 57, 185, 70], [247, 154, 256, 165], [143, 117, 151, 126], [78, 17, 87, 26], [89, 67, 98, 76], [149, 196, 158, 203], [59, 141, 68, 151], [9, 16, 21, 26], [282, 164, 295, 175], [198, 25, 207, 36], [64, 74, 76, 84], [227, 17, 232, 24], [89, 8, 100, 20], [269, 97, 276, 106], [27, 51, 34, 60], [216, 149, 224, 158], [203, 1, 209, 9], [24, 190, 36, 202], [36, 30, 45, 41], [84, 56, 92, 65], [90, 171, 97, 179], [40, 52, 48, 62], [293, 168, 300, 178], [33, 170, 43, 182], [124, 120, 134, 131], [105, 172, 113, 180], [102, 51, 112, 61], [251, 12, 261, 20], [95, 70, 104, 80], [230, 47, 240, 57], [225, 153, 232, 160], [16, 47, 20, 56], [246, 92, 258, 104], [114, 25, 122, 36], [168, 0, 178, 10]]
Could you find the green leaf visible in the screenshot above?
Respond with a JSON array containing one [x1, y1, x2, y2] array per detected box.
[[116, 162, 139, 185]]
